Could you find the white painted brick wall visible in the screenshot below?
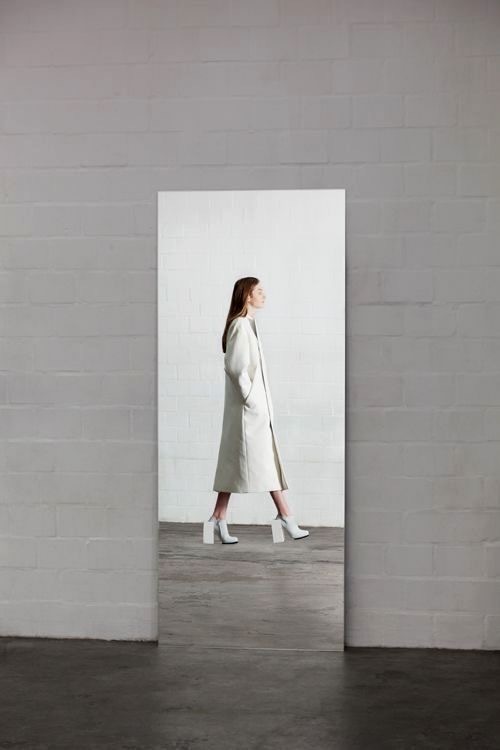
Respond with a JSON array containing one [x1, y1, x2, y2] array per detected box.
[[1, 0, 499, 648], [158, 188, 345, 527]]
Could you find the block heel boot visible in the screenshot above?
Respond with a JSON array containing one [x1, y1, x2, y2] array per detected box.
[[208, 515, 239, 544], [276, 513, 309, 540]]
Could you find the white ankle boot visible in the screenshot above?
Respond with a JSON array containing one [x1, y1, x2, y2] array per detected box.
[[208, 515, 238, 544], [276, 514, 309, 540]]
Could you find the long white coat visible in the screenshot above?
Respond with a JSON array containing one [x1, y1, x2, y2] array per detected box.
[[212, 315, 289, 493]]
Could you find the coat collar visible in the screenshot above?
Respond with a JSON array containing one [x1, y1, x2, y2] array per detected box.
[[242, 315, 259, 341]]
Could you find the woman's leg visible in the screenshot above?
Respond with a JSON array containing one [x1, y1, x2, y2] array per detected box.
[[212, 491, 231, 520], [270, 489, 292, 517]]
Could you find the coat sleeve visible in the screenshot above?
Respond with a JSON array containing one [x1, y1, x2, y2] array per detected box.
[[224, 319, 253, 403]]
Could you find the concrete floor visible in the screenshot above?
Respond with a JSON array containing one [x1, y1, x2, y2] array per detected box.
[[1, 522, 499, 748], [159, 521, 344, 650], [1, 638, 499, 748]]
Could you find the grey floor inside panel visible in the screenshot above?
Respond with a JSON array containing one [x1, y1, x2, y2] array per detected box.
[[159, 521, 344, 650]]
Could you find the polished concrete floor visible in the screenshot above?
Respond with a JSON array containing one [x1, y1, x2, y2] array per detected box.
[[1, 522, 499, 748], [1, 638, 499, 748]]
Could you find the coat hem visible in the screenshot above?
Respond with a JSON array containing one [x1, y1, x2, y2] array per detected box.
[[212, 485, 289, 493]]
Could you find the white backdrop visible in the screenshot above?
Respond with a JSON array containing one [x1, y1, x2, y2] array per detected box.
[[158, 189, 345, 527]]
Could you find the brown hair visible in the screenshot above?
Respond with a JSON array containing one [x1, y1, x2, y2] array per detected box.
[[221, 276, 259, 353]]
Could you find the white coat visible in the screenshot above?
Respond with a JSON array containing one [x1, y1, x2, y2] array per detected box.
[[212, 315, 289, 493]]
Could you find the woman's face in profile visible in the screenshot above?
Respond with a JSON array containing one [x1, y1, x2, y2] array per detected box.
[[248, 284, 266, 309]]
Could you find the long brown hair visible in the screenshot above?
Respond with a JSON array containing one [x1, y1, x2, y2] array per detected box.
[[221, 276, 259, 353]]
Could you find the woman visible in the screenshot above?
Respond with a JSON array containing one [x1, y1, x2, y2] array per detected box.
[[208, 277, 309, 544]]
